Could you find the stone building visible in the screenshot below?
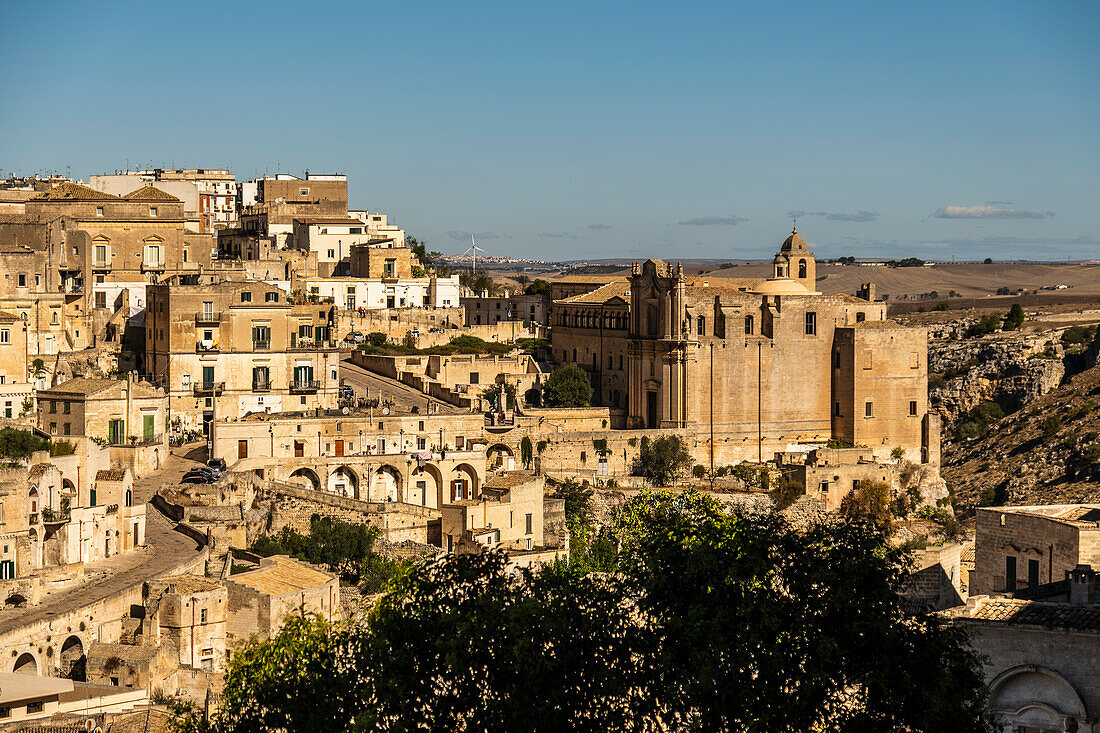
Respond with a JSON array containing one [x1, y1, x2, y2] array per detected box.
[[948, 567, 1100, 733], [302, 272, 461, 312], [441, 472, 562, 561], [142, 575, 228, 673], [0, 309, 33, 419], [143, 280, 340, 436], [90, 168, 238, 233], [291, 217, 373, 276], [210, 409, 488, 507], [551, 229, 935, 469], [238, 173, 348, 248], [224, 555, 339, 644], [464, 290, 551, 327], [971, 504, 1100, 597]]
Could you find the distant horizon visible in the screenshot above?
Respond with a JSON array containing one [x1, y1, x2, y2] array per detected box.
[[2, 1, 1096, 261]]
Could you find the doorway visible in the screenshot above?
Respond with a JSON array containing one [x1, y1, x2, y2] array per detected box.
[[646, 390, 658, 429], [238, 440, 248, 459]]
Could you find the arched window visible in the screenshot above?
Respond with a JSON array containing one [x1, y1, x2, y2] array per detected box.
[[745, 315, 754, 335], [798, 259, 807, 278]]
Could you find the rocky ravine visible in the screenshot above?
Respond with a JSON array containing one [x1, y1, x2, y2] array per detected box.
[[943, 361, 1100, 511]]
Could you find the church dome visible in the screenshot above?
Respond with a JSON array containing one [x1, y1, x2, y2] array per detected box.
[[749, 278, 818, 296], [780, 227, 809, 253]]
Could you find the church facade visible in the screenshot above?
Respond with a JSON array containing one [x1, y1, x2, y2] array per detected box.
[[552, 230, 937, 468]]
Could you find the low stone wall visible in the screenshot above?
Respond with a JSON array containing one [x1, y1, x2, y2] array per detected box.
[[264, 482, 440, 543]]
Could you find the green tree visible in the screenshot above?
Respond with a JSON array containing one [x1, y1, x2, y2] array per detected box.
[[1003, 303, 1025, 331], [768, 474, 804, 510], [524, 278, 551, 295], [366, 332, 387, 347], [519, 436, 533, 469], [632, 435, 693, 487], [201, 493, 991, 732], [0, 427, 49, 464], [541, 364, 592, 408], [459, 269, 495, 295], [840, 479, 894, 533]]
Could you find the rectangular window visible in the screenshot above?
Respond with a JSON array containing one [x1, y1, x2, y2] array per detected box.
[[909, 400, 918, 416], [241, 291, 252, 303], [95, 206, 104, 217], [200, 608, 207, 623], [0, 329, 8, 344], [265, 291, 278, 302], [149, 206, 158, 216], [696, 315, 705, 335], [1028, 558, 1039, 588], [525, 513, 533, 535], [26, 702, 43, 714], [1005, 556, 1016, 591], [50, 401, 57, 413], [299, 187, 309, 196], [864, 401, 873, 418], [109, 419, 125, 445], [469, 372, 479, 385], [17, 274, 25, 287], [63, 401, 70, 414], [834, 402, 841, 416], [805, 311, 817, 336], [143, 244, 162, 265], [63, 422, 71, 435]]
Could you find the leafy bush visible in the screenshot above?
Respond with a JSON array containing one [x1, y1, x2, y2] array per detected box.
[[49, 440, 76, 456], [1062, 325, 1097, 346], [1040, 415, 1062, 438], [932, 301, 950, 311], [768, 475, 804, 510], [1003, 304, 1025, 331], [632, 435, 692, 487], [542, 365, 592, 408], [966, 314, 1001, 338]]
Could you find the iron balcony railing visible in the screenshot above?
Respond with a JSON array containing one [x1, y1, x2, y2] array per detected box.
[[252, 340, 271, 351], [195, 311, 223, 324], [195, 341, 220, 353], [193, 381, 224, 395], [252, 380, 271, 392], [290, 379, 320, 392]]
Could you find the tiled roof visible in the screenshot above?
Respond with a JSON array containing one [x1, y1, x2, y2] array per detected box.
[[849, 320, 906, 330], [952, 597, 1100, 631], [30, 181, 121, 201], [104, 708, 178, 733], [43, 378, 164, 400], [163, 574, 223, 594], [227, 556, 334, 596], [552, 274, 628, 284], [559, 281, 631, 304], [96, 469, 128, 482], [121, 185, 181, 202], [28, 464, 50, 478], [483, 471, 539, 489]]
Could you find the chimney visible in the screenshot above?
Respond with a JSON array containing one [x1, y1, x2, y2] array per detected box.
[[1070, 564, 1094, 605]]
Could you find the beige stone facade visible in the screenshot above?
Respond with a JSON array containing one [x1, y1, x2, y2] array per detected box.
[[441, 472, 560, 560], [144, 281, 339, 434], [971, 504, 1100, 596], [551, 230, 935, 470], [224, 555, 339, 643]]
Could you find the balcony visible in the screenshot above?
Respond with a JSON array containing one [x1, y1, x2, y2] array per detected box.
[[112, 434, 164, 447], [92, 259, 111, 270], [195, 311, 223, 324], [290, 339, 337, 350], [289, 379, 320, 392], [195, 341, 220, 353], [252, 380, 271, 392], [141, 261, 166, 273], [193, 381, 224, 396], [252, 340, 271, 351]]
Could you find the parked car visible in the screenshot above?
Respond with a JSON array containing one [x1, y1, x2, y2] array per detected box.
[[184, 467, 218, 480], [180, 474, 213, 484], [207, 458, 227, 473], [345, 331, 365, 343]]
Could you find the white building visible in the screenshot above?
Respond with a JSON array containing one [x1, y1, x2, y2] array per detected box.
[[291, 218, 372, 276], [304, 275, 460, 310]]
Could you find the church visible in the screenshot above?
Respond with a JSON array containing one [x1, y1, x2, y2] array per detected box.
[[551, 229, 939, 469]]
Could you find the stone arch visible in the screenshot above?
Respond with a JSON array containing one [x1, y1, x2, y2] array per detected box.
[[328, 465, 360, 498], [448, 463, 480, 502], [60, 635, 86, 681], [370, 465, 404, 502], [28, 486, 39, 515], [288, 467, 321, 492], [798, 259, 807, 278], [486, 443, 515, 471], [410, 463, 443, 508], [524, 387, 542, 407], [988, 665, 1088, 728], [13, 651, 37, 675]]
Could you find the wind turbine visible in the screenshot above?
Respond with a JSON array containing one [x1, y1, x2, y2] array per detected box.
[[463, 235, 487, 270]]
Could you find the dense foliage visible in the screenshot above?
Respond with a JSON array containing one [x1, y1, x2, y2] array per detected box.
[[632, 434, 693, 486], [0, 427, 50, 464], [541, 364, 592, 407], [196, 491, 990, 732], [358, 334, 516, 357], [459, 269, 495, 295], [523, 278, 551, 295], [249, 515, 407, 588]]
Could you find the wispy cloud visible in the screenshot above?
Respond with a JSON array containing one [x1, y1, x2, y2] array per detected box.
[[787, 209, 879, 223], [678, 215, 747, 226], [920, 234, 1100, 248], [985, 200, 1014, 206], [445, 230, 509, 240], [932, 205, 1046, 219], [587, 223, 612, 231], [538, 232, 578, 239]]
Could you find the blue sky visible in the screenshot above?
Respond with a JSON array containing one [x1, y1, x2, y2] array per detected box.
[[1, 1, 1097, 261]]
